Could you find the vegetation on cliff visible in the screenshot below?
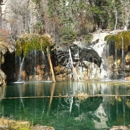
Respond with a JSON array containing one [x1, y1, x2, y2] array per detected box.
[[16, 34, 54, 57], [105, 30, 130, 51]]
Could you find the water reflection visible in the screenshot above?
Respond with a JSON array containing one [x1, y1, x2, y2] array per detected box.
[[0, 81, 130, 129], [0, 85, 6, 101]]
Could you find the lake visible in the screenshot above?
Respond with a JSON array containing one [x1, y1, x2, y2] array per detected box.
[[0, 81, 130, 130]]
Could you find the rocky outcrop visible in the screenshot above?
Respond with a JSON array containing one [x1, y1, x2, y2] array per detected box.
[[54, 43, 102, 81], [0, 69, 6, 85], [0, 40, 15, 86]]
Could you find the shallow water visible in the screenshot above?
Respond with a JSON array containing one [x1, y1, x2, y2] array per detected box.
[[0, 81, 130, 130]]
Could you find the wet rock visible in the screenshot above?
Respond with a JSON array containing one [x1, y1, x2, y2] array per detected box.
[[21, 70, 26, 80], [125, 52, 130, 64], [0, 69, 6, 86], [126, 76, 130, 81], [0, 39, 15, 85]]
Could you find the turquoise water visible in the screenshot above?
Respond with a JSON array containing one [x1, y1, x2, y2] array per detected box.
[[0, 81, 130, 130]]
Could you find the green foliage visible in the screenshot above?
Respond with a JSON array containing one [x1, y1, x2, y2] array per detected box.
[[60, 25, 76, 44], [16, 34, 53, 57], [105, 31, 130, 51], [83, 34, 93, 43], [90, 6, 103, 16], [34, 22, 41, 29], [31, 0, 40, 4]]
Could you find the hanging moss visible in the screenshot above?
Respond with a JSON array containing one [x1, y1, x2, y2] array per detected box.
[[15, 34, 53, 57], [105, 30, 130, 51], [105, 35, 117, 44]]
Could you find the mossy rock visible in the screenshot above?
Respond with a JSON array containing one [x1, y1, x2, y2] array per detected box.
[[105, 30, 130, 51], [16, 34, 54, 57]]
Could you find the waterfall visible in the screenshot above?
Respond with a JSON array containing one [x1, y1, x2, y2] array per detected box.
[[68, 49, 80, 80], [121, 37, 124, 79], [115, 47, 117, 62], [42, 51, 46, 61], [18, 57, 25, 81], [39, 42, 49, 79], [34, 50, 37, 74], [15, 55, 20, 80], [91, 32, 110, 80], [106, 44, 110, 79], [39, 41, 46, 61]]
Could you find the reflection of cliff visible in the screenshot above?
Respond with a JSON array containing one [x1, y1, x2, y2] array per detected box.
[[80, 97, 103, 111], [50, 96, 103, 130], [0, 86, 6, 101], [93, 103, 109, 129]]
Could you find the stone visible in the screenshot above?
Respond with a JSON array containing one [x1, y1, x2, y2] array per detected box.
[[21, 70, 26, 80], [0, 69, 6, 86], [126, 76, 130, 81], [125, 52, 130, 63]]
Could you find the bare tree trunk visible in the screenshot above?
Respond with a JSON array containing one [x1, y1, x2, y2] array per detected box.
[[46, 46, 56, 82], [114, 9, 118, 30]]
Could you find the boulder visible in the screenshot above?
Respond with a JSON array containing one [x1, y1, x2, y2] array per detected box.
[[125, 52, 130, 63], [0, 69, 6, 86], [126, 76, 130, 81]]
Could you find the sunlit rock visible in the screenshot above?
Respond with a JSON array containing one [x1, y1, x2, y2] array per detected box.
[[126, 76, 130, 81]]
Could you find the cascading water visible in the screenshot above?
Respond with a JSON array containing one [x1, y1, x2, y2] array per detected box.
[[91, 30, 129, 81], [121, 37, 125, 79], [12, 30, 129, 82], [68, 49, 80, 80], [91, 31, 110, 79], [18, 57, 25, 81]]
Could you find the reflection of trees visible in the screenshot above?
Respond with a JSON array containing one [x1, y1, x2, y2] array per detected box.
[[103, 96, 130, 127], [48, 96, 103, 130], [80, 97, 103, 112]]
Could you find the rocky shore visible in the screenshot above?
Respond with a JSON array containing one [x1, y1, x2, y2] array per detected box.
[[0, 117, 55, 130]]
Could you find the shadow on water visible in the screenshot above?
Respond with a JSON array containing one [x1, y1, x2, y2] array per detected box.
[[0, 81, 130, 130]]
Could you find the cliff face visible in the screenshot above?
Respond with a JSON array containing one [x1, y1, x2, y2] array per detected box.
[[0, 0, 15, 85], [0, 33, 15, 86], [1, 0, 38, 35], [0, 0, 38, 85]]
